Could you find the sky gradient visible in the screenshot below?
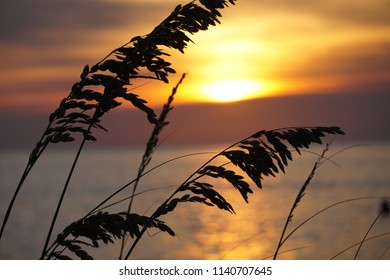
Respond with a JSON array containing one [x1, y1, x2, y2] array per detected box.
[[0, 0, 389, 146], [1, 0, 389, 108]]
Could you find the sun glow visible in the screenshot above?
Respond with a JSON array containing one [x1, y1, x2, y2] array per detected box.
[[201, 80, 266, 102]]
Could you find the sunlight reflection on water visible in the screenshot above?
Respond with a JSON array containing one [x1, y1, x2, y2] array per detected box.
[[0, 143, 389, 259]]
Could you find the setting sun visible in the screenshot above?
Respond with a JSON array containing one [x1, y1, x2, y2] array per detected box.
[[201, 80, 265, 102]]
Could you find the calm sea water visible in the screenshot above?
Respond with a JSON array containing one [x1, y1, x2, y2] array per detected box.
[[0, 142, 389, 260]]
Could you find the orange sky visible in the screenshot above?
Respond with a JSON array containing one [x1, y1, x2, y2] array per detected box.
[[0, 0, 389, 109]]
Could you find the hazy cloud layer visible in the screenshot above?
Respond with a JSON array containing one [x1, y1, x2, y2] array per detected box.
[[0, 0, 175, 105], [245, 0, 390, 26], [0, 0, 389, 109], [0, 0, 171, 44], [1, 91, 389, 148]]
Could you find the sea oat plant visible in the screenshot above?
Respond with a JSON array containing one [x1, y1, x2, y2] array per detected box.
[[0, 0, 365, 260]]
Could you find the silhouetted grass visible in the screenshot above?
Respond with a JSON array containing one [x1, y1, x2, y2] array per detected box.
[[1, 0, 386, 260], [273, 143, 331, 259]]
